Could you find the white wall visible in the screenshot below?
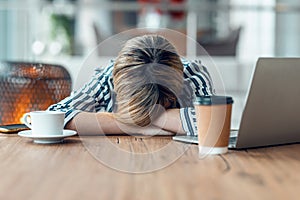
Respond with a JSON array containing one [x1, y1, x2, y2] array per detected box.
[[275, 0, 300, 56], [229, 0, 276, 60]]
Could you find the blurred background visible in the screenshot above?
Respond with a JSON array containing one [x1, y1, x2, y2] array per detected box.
[[2, 0, 300, 60], [1, 0, 300, 127]]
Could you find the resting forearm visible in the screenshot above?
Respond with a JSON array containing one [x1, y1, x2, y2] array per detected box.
[[66, 112, 174, 136], [153, 109, 185, 134], [66, 112, 123, 135]]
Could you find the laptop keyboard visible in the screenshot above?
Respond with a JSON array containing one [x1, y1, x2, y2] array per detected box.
[[173, 129, 239, 148]]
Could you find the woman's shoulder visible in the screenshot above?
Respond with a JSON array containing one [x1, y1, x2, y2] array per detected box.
[[180, 57, 190, 66], [94, 59, 115, 77], [180, 57, 204, 72]]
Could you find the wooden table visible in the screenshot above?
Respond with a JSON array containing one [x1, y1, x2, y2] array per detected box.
[[0, 133, 300, 200]]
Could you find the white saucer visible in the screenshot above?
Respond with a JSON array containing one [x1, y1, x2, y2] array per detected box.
[[18, 130, 77, 144]]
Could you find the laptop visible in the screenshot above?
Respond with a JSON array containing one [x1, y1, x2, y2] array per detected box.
[[173, 58, 300, 149]]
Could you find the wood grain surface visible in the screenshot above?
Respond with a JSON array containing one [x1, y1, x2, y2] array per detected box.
[[0, 133, 299, 200]]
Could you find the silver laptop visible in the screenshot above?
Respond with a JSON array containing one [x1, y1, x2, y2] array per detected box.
[[173, 58, 300, 149]]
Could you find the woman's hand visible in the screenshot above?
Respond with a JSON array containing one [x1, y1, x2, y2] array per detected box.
[[152, 108, 185, 134]]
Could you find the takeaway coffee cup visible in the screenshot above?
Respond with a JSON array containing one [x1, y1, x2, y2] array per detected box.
[[23, 111, 65, 135], [194, 96, 233, 155]]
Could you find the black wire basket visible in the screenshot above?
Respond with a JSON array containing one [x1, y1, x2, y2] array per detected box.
[[0, 61, 72, 125]]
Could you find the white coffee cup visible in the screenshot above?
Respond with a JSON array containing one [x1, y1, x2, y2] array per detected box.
[[23, 111, 65, 135]]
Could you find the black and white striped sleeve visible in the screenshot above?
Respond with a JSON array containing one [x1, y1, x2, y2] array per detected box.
[[180, 59, 215, 136], [47, 62, 114, 126]]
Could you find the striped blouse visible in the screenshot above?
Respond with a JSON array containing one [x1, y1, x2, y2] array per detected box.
[[48, 58, 215, 135]]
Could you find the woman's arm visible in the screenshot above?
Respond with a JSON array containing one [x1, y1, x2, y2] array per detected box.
[[66, 112, 174, 136], [173, 59, 215, 136], [65, 112, 121, 135], [152, 109, 186, 135], [48, 61, 115, 127]]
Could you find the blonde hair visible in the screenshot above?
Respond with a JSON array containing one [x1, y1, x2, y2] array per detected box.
[[113, 35, 183, 126]]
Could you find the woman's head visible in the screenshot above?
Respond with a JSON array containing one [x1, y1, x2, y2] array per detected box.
[[113, 35, 183, 126]]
